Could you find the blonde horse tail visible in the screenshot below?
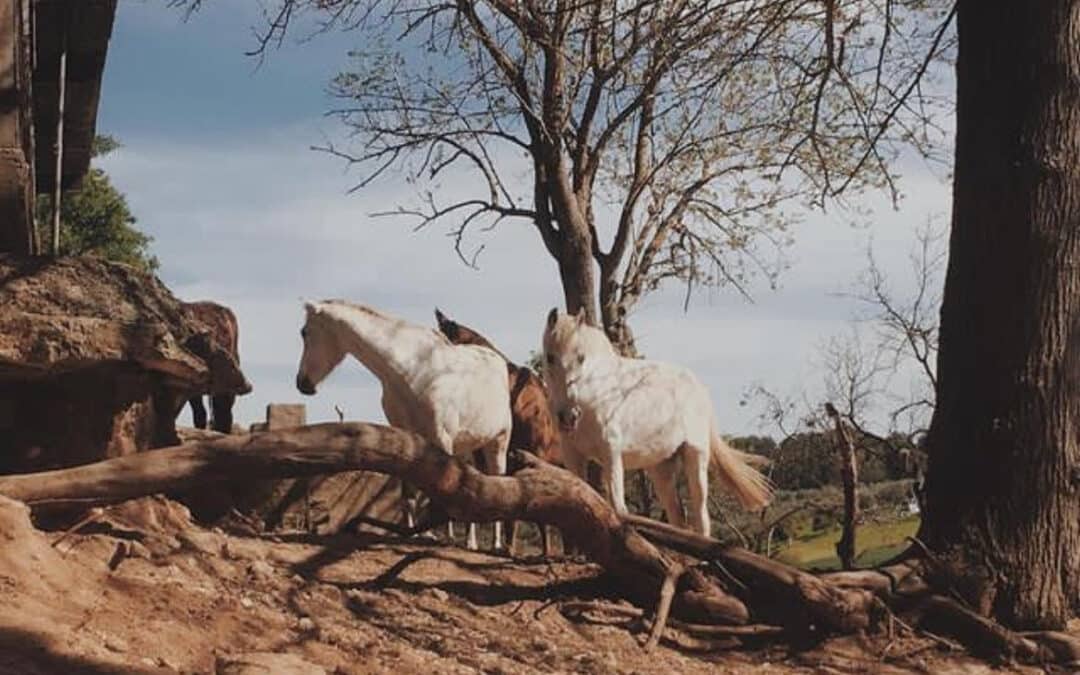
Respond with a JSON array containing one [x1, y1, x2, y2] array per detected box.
[[709, 423, 773, 511]]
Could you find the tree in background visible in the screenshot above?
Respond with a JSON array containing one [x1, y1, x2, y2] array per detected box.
[[181, 0, 955, 355], [36, 135, 158, 273]]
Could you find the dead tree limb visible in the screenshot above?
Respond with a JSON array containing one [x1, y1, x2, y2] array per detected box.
[[4, 423, 1075, 664], [623, 514, 880, 634], [0, 422, 740, 626], [825, 402, 859, 571]]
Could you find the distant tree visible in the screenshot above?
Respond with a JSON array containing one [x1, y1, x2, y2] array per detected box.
[[176, 0, 955, 356], [36, 135, 158, 273]]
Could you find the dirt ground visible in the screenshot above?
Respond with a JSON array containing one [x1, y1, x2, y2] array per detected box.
[[0, 494, 1058, 675]]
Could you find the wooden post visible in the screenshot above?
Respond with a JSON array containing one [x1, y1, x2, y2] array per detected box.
[[49, 10, 66, 256]]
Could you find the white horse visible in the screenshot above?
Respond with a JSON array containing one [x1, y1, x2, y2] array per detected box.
[[295, 300, 512, 550], [541, 308, 772, 537]]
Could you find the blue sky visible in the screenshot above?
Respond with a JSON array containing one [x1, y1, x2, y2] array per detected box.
[[96, 1, 952, 436]]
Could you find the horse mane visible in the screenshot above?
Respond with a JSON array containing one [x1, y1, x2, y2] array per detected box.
[[434, 308, 514, 362], [546, 312, 618, 359], [314, 299, 452, 346]]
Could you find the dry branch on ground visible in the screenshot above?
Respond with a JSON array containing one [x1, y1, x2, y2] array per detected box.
[[0, 422, 1076, 664]]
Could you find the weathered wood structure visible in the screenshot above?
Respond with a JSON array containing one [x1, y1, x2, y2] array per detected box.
[[0, 0, 116, 254]]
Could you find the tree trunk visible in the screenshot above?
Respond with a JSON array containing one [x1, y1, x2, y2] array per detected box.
[[598, 279, 640, 357], [826, 404, 858, 572], [920, 1, 1080, 629], [557, 225, 598, 324]]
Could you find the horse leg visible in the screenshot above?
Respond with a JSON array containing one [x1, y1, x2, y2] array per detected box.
[[189, 396, 208, 430], [681, 443, 712, 537], [480, 436, 509, 551], [382, 390, 433, 539], [645, 455, 686, 529], [210, 393, 235, 434], [509, 520, 525, 557], [542, 525, 561, 557], [602, 452, 628, 516]]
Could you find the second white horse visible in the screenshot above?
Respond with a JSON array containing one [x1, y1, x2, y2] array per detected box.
[[542, 308, 771, 537]]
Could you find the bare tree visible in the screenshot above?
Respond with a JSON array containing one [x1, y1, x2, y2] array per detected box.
[[175, 0, 956, 354]]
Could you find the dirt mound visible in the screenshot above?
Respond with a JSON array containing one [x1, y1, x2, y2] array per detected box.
[[0, 495, 1042, 674], [0, 255, 250, 474]]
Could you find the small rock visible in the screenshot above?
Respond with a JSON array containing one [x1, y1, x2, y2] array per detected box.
[[103, 637, 128, 653], [297, 617, 316, 632], [428, 587, 450, 602], [215, 651, 326, 675], [126, 540, 153, 560], [247, 560, 275, 579], [530, 638, 553, 652], [239, 597, 254, 609]]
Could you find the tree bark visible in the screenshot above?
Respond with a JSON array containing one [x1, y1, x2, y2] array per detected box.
[[556, 224, 598, 324], [920, 1, 1080, 629], [826, 403, 858, 571], [598, 277, 640, 357], [0, 422, 747, 626]]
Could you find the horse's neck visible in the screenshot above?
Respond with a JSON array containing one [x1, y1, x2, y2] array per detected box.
[[333, 307, 440, 384]]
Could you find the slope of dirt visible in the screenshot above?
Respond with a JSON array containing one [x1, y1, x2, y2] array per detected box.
[[0, 495, 1048, 674]]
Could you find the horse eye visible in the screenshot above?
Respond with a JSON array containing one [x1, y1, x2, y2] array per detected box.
[[545, 354, 555, 366], [576, 354, 585, 365], [300, 327, 308, 339]]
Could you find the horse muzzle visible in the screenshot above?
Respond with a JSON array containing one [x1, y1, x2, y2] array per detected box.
[[296, 373, 316, 396], [557, 406, 581, 432]]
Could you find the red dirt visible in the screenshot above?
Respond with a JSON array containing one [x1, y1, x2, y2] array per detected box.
[[0, 495, 1048, 674]]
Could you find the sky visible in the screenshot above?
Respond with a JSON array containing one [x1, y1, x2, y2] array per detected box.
[[96, 1, 953, 436]]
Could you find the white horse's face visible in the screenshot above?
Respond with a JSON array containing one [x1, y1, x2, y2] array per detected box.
[[296, 304, 347, 396], [541, 308, 594, 431]]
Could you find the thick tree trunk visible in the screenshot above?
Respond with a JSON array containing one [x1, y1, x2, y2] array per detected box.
[[598, 281, 640, 357], [557, 227, 598, 324], [920, 1, 1080, 629]]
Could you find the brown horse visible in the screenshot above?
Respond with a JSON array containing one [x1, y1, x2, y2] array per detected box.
[[435, 308, 563, 555], [183, 301, 242, 434]]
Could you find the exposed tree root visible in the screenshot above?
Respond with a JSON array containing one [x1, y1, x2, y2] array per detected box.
[[0, 422, 1075, 663]]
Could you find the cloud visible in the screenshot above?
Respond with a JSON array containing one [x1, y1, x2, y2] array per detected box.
[[101, 122, 949, 436], [97, 1, 952, 437]]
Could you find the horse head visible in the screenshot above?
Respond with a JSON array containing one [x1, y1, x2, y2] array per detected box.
[[295, 302, 347, 396], [541, 307, 608, 432]]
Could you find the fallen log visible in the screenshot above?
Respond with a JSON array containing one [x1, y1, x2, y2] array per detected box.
[[4, 422, 1074, 664], [0, 422, 743, 626], [623, 514, 880, 634]]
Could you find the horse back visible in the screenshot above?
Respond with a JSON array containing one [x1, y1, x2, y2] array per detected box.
[[184, 301, 240, 359]]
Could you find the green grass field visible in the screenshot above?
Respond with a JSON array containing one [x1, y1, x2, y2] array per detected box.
[[774, 516, 920, 570]]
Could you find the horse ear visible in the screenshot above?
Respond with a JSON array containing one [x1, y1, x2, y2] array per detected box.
[[434, 307, 447, 325], [304, 301, 317, 315], [546, 307, 559, 328], [574, 310, 587, 326]]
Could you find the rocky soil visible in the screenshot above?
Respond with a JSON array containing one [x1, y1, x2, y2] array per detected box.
[[0, 493, 1056, 675]]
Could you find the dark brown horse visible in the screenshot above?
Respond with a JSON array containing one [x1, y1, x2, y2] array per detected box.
[[435, 308, 563, 555], [184, 301, 242, 434]]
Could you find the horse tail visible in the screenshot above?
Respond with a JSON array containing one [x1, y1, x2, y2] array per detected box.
[[709, 420, 773, 511]]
